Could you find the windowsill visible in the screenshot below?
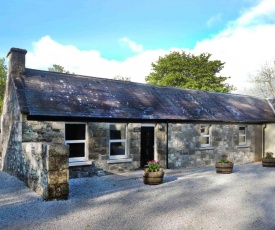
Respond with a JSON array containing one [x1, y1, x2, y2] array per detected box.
[[69, 161, 92, 167], [237, 145, 250, 148], [107, 158, 132, 164], [199, 147, 214, 150]]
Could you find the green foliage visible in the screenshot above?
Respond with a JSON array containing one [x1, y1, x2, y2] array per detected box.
[[217, 154, 230, 163], [113, 75, 131, 81], [264, 152, 274, 159], [48, 64, 72, 74], [145, 160, 161, 172], [145, 51, 236, 93], [0, 58, 7, 114]]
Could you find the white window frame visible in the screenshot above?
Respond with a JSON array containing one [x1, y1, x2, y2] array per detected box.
[[109, 123, 127, 160], [200, 124, 211, 147], [65, 122, 88, 163], [239, 126, 246, 145]]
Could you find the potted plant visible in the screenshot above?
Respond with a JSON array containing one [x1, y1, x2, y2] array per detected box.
[[143, 160, 164, 185], [262, 152, 275, 167], [215, 154, 234, 174]]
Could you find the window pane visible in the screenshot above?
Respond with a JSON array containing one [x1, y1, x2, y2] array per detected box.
[[110, 142, 125, 156], [201, 125, 209, 135], [68, 143, 85, 158], [65, 124, 85, 140], [239, 136, 246, 143], [201, 137, 210, 145], [239, 127, 245, 135], [110, 124, 126, 139]]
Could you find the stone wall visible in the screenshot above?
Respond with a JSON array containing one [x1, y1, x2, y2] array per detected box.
[[2, 111, 69, 200], [21, 142, 69, 200], [70, 122, 167, 177], [46, 144, 69, 200], [155, 123, 167, 168], [1, 48, 27, 173], [20, 118, 69, 199], [168, 123, 261, 168], [1, 74, 23, 176], [83, 123, 142, 176], [2, 110, 265, 199]]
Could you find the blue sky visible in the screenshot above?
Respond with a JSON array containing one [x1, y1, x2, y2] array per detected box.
[[1, 0, 275, 92]]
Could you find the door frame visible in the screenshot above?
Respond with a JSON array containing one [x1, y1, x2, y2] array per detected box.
[[140, 124, 156, 167]]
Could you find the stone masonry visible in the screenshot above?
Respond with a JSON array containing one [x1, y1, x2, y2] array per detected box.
[[70, 122, 167, 177], [1, 48, 70, 200], [20, 118, 70, 199], [168, 123, 261, 168]]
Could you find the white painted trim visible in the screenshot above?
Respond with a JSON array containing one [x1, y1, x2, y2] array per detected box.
[[69, 160, 92, 167], [107, 159, 132, 164], [239, 126, 247, 145], [65, 123, 88, 163], [200, 124, 211, 147], [109, 123, 127, 159]]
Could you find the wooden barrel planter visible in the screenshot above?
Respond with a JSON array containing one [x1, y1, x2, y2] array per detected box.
[[215, 162, 234, 174], [143, 171, 164, 185], [262, 158, 275, 167]]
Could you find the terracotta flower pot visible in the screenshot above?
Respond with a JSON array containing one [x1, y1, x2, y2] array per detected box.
[[262, 158, 275, 167], [143, 170, 164, 185], [215, 162, 234, 174]]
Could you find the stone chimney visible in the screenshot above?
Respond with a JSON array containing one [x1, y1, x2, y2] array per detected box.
[[6, 48, 27, 76]]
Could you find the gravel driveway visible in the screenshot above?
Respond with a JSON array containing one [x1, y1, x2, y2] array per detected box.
[[0, 162, 275, 230]]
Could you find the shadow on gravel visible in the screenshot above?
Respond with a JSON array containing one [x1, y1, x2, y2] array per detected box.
[[0, 162, 275, 229]]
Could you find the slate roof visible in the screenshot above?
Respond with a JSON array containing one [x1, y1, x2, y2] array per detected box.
[[13, 68, 275, 123]]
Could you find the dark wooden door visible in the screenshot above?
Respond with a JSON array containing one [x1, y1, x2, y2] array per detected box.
[[140, 127, 154, 168]]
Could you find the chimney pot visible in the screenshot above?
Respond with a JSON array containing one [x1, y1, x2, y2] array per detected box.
[[6, 48, 27, 76]]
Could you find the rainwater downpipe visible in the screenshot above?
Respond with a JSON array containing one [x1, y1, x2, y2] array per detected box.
[[262, 124, 266, 159], [166, 121, 169, 169]]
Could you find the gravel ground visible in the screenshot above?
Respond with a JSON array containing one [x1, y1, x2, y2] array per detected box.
[[0, 162, 275, 230]]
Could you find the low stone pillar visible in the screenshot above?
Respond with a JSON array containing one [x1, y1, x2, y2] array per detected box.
[[43, 144, 69, 200]]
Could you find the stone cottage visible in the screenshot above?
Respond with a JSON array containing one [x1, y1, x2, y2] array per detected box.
[[1, 47, 275, 200]]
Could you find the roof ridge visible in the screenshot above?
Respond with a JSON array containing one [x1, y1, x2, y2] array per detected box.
[[24, 68, 266, 100]]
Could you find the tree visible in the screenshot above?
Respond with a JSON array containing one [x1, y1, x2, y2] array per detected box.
[[145, 51, 236, 93], [48, 64, 72, 74], [0, 58, 7, 114], [244, 61, 275, 98], [113, 75, 131, 81]]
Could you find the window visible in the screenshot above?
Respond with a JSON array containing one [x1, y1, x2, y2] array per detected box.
[[239, 126, 246, 145], [200, 125, 211, 147], [109, 124, 127, 159], [65, 123, 87, 163]]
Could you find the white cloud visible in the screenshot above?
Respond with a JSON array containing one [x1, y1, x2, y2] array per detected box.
[[119, 37, 144, 53], [193, 0, 275, 92], [235, 0, 275, 27], [26, 35, 167, 83], [206, 13, 222, 27], [26, 0, 275, 93]]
